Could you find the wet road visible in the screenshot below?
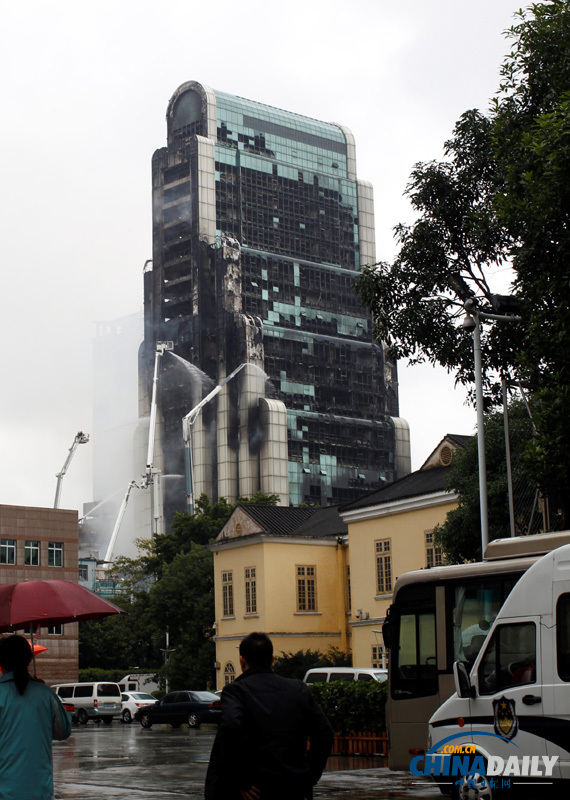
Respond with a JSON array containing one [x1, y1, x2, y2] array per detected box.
[[53, 722, 442, 799]]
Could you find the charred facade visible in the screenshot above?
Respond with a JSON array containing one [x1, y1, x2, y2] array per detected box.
[[142, 82, 410, 517]]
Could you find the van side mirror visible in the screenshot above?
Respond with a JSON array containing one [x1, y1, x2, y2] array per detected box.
[[453, 661, 476, 698]]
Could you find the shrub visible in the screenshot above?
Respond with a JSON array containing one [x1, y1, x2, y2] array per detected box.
[[78, 668, 126, 683], [273, 647, 352, 680], [308, 680, 387, 734]]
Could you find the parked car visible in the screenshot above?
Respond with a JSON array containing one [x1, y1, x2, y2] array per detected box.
[[52, 681, 122, 724], [135, 690, 221, 729], [303, 667, 388, 684], [120, 691, 157, 723], [61, 701, 76, 723]]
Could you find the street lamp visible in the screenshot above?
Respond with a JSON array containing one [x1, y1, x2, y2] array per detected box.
[[182, 363, 250, 515], [462, 298, 521, 555]]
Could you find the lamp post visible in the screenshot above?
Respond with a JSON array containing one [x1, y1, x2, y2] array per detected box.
[[462, 299, 521, 555], [182, 363, 249, 515]]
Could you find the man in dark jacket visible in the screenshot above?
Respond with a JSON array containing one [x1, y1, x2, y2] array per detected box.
[[205, 632, 334, 800]]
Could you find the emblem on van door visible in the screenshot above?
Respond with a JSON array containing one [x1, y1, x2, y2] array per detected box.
[[493, 696, 518, 739]]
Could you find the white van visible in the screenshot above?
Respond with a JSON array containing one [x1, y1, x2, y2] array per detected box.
[[428, 543, 570, 797], [52, 682, 122, 724], [303, 667, 388, 684]]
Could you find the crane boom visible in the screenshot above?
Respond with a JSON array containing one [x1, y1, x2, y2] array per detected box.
[[104, 481, 139, 563], [54, 431, 89, 508]]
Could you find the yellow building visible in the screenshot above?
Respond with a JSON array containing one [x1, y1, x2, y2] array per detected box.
[[210, 436, 466, 686], [211, 505, 349, 688]]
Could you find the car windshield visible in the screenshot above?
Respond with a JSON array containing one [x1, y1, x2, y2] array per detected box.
[[190, 691, 220, 702], [132, 693, 155, 701]]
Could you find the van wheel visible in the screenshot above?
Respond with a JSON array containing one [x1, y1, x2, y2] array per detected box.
[[77, 709, 89, 725], [456, 770, 493, 800]]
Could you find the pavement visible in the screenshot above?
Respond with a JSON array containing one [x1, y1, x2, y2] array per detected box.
[[52, 723, 443, 799]]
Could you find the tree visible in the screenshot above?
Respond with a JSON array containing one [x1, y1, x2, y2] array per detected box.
[[149, 546, 216, 688], [78, 593, 162, 671], [354, 109, 516, 405], [492, 3, 570, 519], [150, 491, 279, 573], [434, 402, 538, 563], [354, 1, 570, 520]]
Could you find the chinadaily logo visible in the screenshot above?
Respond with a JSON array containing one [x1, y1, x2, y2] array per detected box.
[[410, 732, 558, 790]]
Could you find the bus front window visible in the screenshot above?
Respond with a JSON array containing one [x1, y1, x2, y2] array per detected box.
[[452, 580, 517, 667]]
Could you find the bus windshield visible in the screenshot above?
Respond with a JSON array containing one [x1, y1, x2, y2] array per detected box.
[[452, 578, 518, 667], [391, 575, 520, 701]]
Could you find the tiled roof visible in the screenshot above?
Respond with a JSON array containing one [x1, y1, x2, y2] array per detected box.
[[340, 465, 452, 512], [226, 504, 347, 539], [237, 505, 316, 535], [446, 433, 472, 448], [292, 506, 348, 538]]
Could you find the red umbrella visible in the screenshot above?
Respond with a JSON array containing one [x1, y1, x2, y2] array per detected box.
[[0, 580, 126, 633]]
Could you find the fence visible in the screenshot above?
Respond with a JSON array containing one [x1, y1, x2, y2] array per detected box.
[[330, 731, 388, 756]]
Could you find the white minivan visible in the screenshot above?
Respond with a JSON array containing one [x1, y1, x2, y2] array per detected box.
[[428, 543, 570, 798], [52, 682, 122, 724], [303, 667, 387, 684]]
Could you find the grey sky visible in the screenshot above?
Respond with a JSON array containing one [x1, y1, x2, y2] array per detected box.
[[0, 0, 523, 515]]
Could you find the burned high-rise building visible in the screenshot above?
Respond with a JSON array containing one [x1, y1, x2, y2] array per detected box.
[[140, 81, 410, 525]]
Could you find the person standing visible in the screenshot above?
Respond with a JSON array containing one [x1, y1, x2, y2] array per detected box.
[[0, 634, 71, 800], [205, 632, 334, 800]]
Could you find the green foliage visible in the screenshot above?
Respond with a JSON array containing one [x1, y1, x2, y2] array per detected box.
[[273, 647, 352, 680], [435, 402, 537, 563], [353, 108, 515, 406], [111, 539, 156, 594], [325, 647, 352, 668], [78, 668, 128, 683], [354, 2, 570, 522], [150, 492, 279, 572], [308, 680, 387, 734], [78, 593, 162, 671], [492, 4, 570, 522], [149, 545, 215, 689]]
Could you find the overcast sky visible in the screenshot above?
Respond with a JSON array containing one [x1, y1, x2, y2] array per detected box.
[[0, 0, 524, 516]]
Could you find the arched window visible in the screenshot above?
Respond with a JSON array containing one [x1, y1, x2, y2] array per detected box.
[[224, 662, 236, 685]]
